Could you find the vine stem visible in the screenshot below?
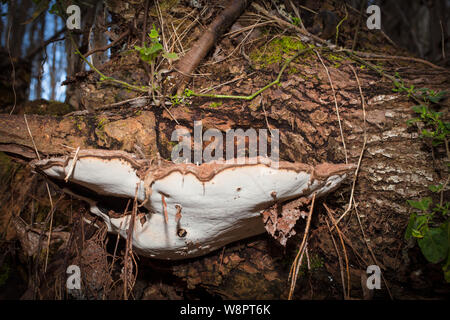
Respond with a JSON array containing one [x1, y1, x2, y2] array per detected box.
[[65, 27, 149, 93], [187, 46, 316, 100], [75, 49, 148, 93]]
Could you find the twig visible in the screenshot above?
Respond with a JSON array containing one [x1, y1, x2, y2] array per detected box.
[[188, 46, 315, 100], [254, 2, 446, 73], [334, 65, 367, 227], [199, 73, 254, 94], [155, 0, 168, 54], [348, 50, 448, 72], [353, 198, 393, 299], [325, 217, 346, 299], [203, 18, 263, 66], [161, 194, 168, 223], [109, 200, 131, 273], [76, 48, 148, 93], [324, 204, 350, 299], [171, 22, 184, 54], [123, 185, 139, 300], [223, 20, 277, 38], [351, 1, 366, 52], [64, 147, 80, 182], [24, 115, 54, 267], [315, 49, 348, 164], [25, 28, 66, 60], [288, 0, 306, 31], [251, 2, 326, 45], [335, 6, 348, 46], [288, 193, 316, 300]]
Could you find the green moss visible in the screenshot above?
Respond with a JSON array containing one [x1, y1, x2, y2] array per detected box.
[[288, 66, 299, 74], [250, 36, 307, 68], [328, 53, 343, 61], [97, 118, 107, 131], [327, 54, 344, 68], [73, 116, 85, 132], [209, 102, 222, 108]]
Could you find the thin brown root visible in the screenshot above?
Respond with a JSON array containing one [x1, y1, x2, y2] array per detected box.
[[288, 193, 316, 300]]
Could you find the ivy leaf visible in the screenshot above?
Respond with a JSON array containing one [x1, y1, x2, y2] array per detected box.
[[429, 91, 447, 103], [149, 25, 159, 40], [431, 139, 444, 146], [163, 51, 179, 60], [407, 197, 432, 212], [421, 129, 434, 138], [418, 225, 449, 264], [147, 42, 163, 55], [412, 105, 427, 115], [428, 184, 443, 193], [406, 118, 421, 126], [405, 213, 417, 240]]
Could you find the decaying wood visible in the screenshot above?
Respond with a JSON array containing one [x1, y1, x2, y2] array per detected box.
[[174, 0, 250, 94], [1, 62, 448, 298]]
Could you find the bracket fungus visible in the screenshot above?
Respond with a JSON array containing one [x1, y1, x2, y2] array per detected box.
[[31, 149, 354, 260]]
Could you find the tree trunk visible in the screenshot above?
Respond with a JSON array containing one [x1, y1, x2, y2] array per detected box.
[[0, 0, 449, 300]]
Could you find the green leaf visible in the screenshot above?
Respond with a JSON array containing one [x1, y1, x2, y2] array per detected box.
[[163, 51, 179, 60], [429, 91, 447, 103], [432, 139, 444, 146], [409, 214, 430, 239], [149, 25, 159, 39], [148, 42, 163, 55], [421, 129, 434, 138], [433, 203, 449, 217], [418, 225, 449, 264], [412, 105, 426, 114], [405, 213, 417, 240], [407, 197, 432, 212], [406, 118, 421, 126], [184, 89, 193, 97], [428, 184, 443, 193]]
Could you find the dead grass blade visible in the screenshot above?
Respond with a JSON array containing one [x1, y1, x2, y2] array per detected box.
[[288, 193, 316, 300]]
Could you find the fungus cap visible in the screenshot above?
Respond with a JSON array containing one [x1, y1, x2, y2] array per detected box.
[[32, 150, 354, 260]]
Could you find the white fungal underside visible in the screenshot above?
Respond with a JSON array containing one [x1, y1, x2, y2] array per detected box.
[[38, 156, 348, 260]]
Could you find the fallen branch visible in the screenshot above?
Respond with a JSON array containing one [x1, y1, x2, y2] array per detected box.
[[175, 0, 250, 95]]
